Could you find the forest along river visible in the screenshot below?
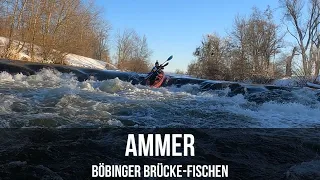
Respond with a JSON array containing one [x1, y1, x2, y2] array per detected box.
[[0, 69, 320, 128]]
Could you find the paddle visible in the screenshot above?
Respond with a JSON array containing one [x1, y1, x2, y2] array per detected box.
[[144, 55, 173, 81], [160, 55, 173, 66]]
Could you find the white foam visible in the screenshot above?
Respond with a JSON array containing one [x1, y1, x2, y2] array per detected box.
[[0, 94, 15, 114], [80, 81, 95, 91], [0, 71, 14, 82], [107, 119, 123, 127], [13, 73, 27, 81], [98, 78, 131, 93], [0, 69, 320, 128]]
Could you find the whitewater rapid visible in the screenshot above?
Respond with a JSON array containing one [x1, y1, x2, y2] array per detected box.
[[0, 69, 320, 128]]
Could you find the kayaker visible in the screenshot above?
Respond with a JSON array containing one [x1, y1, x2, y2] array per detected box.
[[154, 61, 160, 71], [149, 61, 164, 85]]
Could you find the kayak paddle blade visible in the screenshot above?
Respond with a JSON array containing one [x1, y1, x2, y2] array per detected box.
[[167, 55, 173, 61]]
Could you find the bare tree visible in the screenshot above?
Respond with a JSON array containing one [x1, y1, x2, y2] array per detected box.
[[130, 35, 152, 72], [188, 6, 283, 81], [115, 29, 135, 70], [285, 47, 298, 77], [115, 29, 152, 73], [93, 21, 111, 62], [189, 34, 231, 80], [231, 7, 283, 79], [1, 0, 28, 59], [310, 9, 320, 81], [187, 60, 203, 78], [0, 0, 111, 64], [280, 0, 320, 75]]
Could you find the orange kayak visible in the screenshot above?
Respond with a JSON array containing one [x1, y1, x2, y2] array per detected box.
[[147, 72, 166, 88]]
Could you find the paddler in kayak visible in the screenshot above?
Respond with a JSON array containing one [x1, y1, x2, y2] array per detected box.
[[144, 55, 172, 87], [148, 61, 164, 86]]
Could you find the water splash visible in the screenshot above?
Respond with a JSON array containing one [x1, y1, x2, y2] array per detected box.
[[0, 69, 320, 128]]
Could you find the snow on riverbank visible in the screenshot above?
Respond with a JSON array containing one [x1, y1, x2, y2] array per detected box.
[[0, 36, 117, 70], [272, 76, 320, 87], [64, 54, 117, 70]]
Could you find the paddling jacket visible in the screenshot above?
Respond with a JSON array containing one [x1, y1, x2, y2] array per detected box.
[[151, 65, 164, 74], [148, 65, 164, 84]]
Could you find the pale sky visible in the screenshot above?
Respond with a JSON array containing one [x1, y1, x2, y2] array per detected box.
[[95, 0, 292, 72]]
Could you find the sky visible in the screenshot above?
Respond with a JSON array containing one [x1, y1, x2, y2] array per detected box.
[[95, 0, 285, 72]]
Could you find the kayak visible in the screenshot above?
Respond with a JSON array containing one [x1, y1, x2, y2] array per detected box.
[[152, 72, 166, 88], [145, 55, 173, 88], [146, 72, 166, 88]]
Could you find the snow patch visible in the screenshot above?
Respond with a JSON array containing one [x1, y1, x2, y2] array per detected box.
[[0, 36, 118, 70], [65, 54, 117, 70], [0, 37, 8, 46], [273, 76, 320, 88], [272, 77, 300, 87]]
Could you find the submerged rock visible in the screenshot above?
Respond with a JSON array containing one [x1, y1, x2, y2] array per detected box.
[[0, 62, 34, 75], [227, 86, 246, 97], [246, 89, 296, 104]]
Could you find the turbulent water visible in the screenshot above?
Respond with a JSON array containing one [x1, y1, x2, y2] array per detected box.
[[1, 69, 320, 128], [1, 68, 320, 180]]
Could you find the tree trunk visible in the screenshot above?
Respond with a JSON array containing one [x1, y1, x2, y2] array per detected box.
[[285, 47, 297, 77], [314, 49, 320, 82]]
